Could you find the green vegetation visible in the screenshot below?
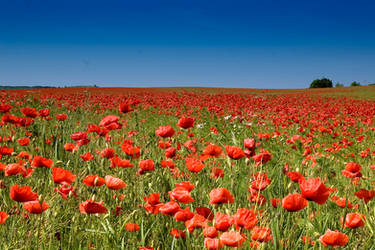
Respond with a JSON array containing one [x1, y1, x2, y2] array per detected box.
[[309, 78, 333, 88]]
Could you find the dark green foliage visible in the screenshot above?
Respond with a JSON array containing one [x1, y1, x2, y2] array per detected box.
[[350, 81, 361, 87], [309, 78, 333, 88], [335, 83, 344, 87]]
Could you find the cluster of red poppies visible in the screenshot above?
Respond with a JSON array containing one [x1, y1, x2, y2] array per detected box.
[[0, 88, 374, 249]]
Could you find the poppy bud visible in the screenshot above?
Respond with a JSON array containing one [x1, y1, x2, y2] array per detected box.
[[245, 158, 250, 165]]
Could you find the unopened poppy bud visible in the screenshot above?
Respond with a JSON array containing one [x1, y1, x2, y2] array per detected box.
[[91, 194, 96, 201], [245, 158, 250, 165], [55, 160, 64, 167], [287, 182, 292, 189], [94, 176, 99, 186]]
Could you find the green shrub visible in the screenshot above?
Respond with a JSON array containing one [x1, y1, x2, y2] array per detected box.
[[351, 81, 361, 87], [335, 83, 344, 87], [310, 78, 333, 88]]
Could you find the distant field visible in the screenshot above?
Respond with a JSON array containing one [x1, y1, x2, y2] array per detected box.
[[5, 85, 375, 100]]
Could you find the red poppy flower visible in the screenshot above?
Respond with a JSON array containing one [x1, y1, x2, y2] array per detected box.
[[52, 167, 76, 185], [195, 207, 214, 221], [184, 140, 197, 153], [105, 175, 126, 190], [4, 163, 27, 177], [209, 188, 234, 204], [204, 238, 224, 250], [342, 162, 362, 178], [56, 113, 67, 121], [121, 143, 141, 159], [139, 159, 155, 174], [165, 147, 176, 158], [319, 229, 348, 247], [0, 162, 5, 171], [83, 175, 105, 187], [330, 196, 353, 209], [203, 226, 218, 238], [341, 213, 365, 228], [214, 212, 234, 232], [159, 201, 181, 216], [210, 167, 224, 179], [233, 208, 258, 230], [17, 137, 30, 146], [119, 103, 133, 113], [80, 152, 94, 161], [125, 223, 140, 232], [20, 107, 38, 118], [219, 230, 246, 247], [0, 146, 13, 156], [38, 108, 50, 117], [185, 157, 205, 173], [160, 160, 175, 168], [155, 125, 175, 138], [63, 143, 75, 152], [0, 211, 9, 224], [251, 226, 273, 242], [70, 132, 88, 141], [110, 156, 133, 168], [252, 152, 272, 166], [10, 184, 38, 202], [144, 193, 161, 206], [0, 104, 13, 113], [244, 138, 256, 149], [31, 156, 53, 168], [23, 200, 50, 214], [158, 140, 172, 149], [170, 228, 185, 238], [100, 148, 115, 159], [174, 207, 194, 222], [185, 214, 208, 233], [204, 144, 222, 157], [175, 181, 195, 192], [80, 200, 108, 214], [99, 115, 120, 127], [271, 198, 280, 208], [281, 193, 308, 212], [248, 189, 267, 206], [225, 145, 245, 160], [250, 172, 271, 191], [54, 185, 78, 199], [299, 177, 330, 204], [354, 189, 375, 203], [287, 171, 304, 182], [143, 193, 164, 214], [16, 151, 32, 161], [169, 187, 194, 203], [177, 117, 194, 129]]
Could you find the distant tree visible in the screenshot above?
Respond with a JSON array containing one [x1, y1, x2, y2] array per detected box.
[[309, 78, 333, 88], [335, 83, 344, 87], [350, 81, 361, 87]]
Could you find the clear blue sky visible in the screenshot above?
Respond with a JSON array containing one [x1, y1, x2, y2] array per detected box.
[[1, 0, 374, 88]]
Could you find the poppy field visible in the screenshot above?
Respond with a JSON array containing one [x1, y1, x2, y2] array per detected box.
[[0, 87, 375, 249]]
